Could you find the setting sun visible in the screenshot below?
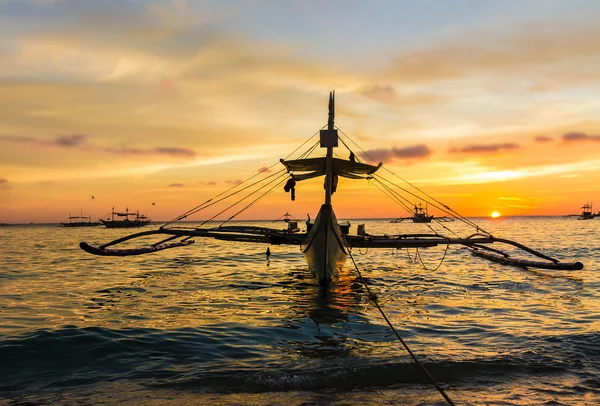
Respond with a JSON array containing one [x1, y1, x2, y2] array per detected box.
[[491, 211, 501, 218]]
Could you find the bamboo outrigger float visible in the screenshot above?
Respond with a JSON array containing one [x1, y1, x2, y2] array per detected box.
[[80, 92, 584, 284]]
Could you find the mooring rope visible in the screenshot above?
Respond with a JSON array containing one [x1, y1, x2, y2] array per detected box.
[[348, 251, 456, 406]]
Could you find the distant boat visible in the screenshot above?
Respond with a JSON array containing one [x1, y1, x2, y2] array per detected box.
[[578, 203, 596, 220], [390, 203, 434, 223], [100, 207, 151, 228], [61, 210, 101, 227], [565, 203, 596, 220]]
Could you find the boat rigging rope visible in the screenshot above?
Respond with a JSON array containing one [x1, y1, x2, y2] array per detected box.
[[218, 174, 290, 227], [348, 251, 456, 406], [201, 171, 289, 227], [374, 174, 486, 234], [414, 245, 451, 272], [161, 127, 325, 228], [336, 126, 489, 235], [368, 177, 415, 216]]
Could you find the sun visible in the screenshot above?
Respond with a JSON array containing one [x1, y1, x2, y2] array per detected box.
[[491, 211, 501, 218]]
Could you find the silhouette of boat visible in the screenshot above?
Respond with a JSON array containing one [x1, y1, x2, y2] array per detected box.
[[61, 210, 101, 227], [81, 92, 584, 285], [100, 207, 151, 228], [565, 203, 597, 220], [390, 203, 454, 223]]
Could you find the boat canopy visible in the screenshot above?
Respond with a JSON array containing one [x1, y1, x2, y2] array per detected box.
[[280, 157, 381, 181]]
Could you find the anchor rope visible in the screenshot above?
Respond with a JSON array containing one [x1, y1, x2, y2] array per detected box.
[[348, 251, 456, 406]]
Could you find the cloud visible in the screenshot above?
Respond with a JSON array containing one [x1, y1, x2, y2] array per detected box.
[[56, 134, 86, 147], [167, 183, 185, 187], [450, 143, 519, 154], [359, 85, 396, 102], [154, 147, 195, 158], [533, 136, 553, 143], [257, 166, 272, 173], [0, 178, 9, 189], [562, 132, 600, 142], [199, 180, 217, 186], [226, 179, 242, 185], [0, 133, 196, 158], [359, 144, 431, 163], [382, 22, 600, 91], [356, 84, 444, 107]]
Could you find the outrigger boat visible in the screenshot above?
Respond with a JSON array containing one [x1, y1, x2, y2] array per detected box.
[[564, 203, 597, 220], [100, 207, 151, 228], [61, 210, 101, 227], [390, 202, 454, 223], [80, 92, 583, 285]]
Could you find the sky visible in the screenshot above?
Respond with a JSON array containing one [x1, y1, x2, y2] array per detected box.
[[1, 0, 600, 223]]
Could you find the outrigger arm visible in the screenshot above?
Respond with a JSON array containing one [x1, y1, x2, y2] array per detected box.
[[79, 226, 583, 271]]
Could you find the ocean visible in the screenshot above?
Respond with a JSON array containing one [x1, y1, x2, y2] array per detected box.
[[1, 217, 599, 405]]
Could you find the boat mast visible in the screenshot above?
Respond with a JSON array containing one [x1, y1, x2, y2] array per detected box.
[[321, 91, 337, 205]]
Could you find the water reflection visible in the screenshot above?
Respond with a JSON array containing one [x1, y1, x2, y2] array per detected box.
[[279, 268, 365, 325]]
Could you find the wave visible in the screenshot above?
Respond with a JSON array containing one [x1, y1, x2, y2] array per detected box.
[[1, 326, 599, 394]]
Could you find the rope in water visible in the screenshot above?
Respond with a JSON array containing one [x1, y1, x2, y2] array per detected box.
[[348, 251, 456, 406]]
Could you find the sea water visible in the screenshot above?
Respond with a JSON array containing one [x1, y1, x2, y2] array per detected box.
[[0, 217, 599, 405]]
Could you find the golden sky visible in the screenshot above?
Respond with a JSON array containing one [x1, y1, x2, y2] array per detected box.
[[1, 0, 600, 223]]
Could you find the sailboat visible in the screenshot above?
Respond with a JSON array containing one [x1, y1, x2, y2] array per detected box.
[[80, 92, 583, 285], [61, 210, 101, 227], [100, 207, 151, 228]]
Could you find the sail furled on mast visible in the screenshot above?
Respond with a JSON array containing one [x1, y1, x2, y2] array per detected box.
[[280, 157, 381, 181]]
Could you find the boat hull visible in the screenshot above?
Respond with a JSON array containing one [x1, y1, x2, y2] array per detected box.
[[301, 204, 348, 286], [411, 215, 433, 223], [100, 219, 151, 228]]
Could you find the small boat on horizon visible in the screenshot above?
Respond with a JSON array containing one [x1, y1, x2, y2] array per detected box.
[[391, 203, 434, 223], [565, 203, 597, 220], [100, 207, 151, 228], [390, 203, 453, 223], [61, 210, 101, 227]]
